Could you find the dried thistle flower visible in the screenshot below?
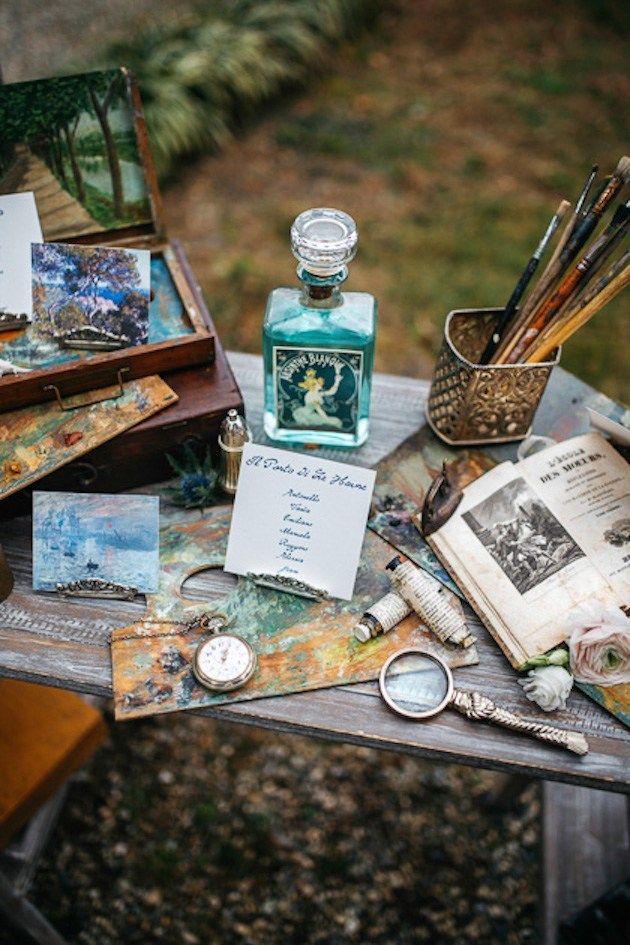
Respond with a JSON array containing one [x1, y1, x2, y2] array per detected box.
[[166, 443, 218, 510]]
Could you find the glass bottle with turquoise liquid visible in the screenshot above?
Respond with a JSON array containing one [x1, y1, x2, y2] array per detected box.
[[263, 208, 377, 447]]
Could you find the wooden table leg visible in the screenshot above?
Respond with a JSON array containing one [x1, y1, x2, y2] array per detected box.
[[542, 781, 630, 945], [0, 871, 69, 945]]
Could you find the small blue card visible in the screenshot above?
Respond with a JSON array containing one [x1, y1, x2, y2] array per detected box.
[[32, 491, 159, 593]]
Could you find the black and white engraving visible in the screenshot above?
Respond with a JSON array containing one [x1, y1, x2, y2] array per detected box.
[[604, 517, 630, 548], [463, 477, 584, 595]]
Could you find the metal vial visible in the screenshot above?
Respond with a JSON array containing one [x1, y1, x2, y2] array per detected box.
[[218, 409, 252, 495]]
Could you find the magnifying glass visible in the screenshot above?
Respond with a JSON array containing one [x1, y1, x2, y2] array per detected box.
[[379, 649, 588, 756]]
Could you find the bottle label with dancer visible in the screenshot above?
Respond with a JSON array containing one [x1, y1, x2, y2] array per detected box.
[[273, 347, 362, 434]]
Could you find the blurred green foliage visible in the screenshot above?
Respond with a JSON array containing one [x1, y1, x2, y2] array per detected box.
[[104, 0, 379, 176]]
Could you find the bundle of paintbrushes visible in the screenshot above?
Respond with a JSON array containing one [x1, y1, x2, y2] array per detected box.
[[480, 156, 630, 366]]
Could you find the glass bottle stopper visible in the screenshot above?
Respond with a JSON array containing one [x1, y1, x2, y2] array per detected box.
[[290, 207, 358, 276]]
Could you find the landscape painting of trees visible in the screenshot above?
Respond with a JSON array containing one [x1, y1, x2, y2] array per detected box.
[[31, 242, 150, 348], [0, 69, 153, 240]]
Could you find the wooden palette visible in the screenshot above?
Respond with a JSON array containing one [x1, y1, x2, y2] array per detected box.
[[111, 506, 478, 721]]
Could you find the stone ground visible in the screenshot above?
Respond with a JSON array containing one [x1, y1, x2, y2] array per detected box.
[[4, 715, 540, 945], [1, 2, 627, 942]]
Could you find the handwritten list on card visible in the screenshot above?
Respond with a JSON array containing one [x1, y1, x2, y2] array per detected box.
[[224, 444, 376, 600]]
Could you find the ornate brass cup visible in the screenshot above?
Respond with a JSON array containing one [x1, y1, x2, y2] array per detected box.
[[426, 308, 560, 445]]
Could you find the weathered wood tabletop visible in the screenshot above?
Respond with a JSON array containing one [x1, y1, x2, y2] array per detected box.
[[1, 352, 628, 794]]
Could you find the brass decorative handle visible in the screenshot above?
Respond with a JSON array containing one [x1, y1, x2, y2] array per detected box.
[[451, 689, 588, 756], [43, 367, 130, 411]]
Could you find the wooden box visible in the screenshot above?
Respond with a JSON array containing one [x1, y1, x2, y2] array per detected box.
[[0, 68, 219, 410], [0, 287, 243, 519]]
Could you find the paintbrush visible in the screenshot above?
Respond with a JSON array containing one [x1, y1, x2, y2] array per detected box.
[[537, 164, 600, 281], [495, 156, 630, 362], [573, 163, 600, 219], [479, 200, 570, 363], [557, 155, 630, 271], [524, 250, 630, 362], [491, 167, 597, 362], [559, 247, 630, 324], [507, 201, 630, 363], [495, 164, 599, 356], [544, 164, 599, 273], [525, 255, 630, 363]]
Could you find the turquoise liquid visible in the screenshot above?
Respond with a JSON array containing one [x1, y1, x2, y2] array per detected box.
[[263, 277, 377, 448]]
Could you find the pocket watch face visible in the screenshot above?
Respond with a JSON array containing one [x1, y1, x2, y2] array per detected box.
[[193, 633, 256, 692]]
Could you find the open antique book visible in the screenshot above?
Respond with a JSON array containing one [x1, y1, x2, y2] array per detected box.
[[424, 433, 629, 667]]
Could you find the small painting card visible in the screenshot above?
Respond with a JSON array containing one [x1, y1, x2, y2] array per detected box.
[[33, 492, 160, 593], [0, 192, 43, 318], [31, 242, 150, 348], [224, 444, 376, 600]]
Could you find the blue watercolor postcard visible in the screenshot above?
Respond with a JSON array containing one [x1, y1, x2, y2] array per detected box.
[[32, 492, 159, 593]]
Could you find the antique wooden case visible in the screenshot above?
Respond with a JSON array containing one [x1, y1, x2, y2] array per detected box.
[[0, 301, 244, 520], [0, 68, 215, 410]]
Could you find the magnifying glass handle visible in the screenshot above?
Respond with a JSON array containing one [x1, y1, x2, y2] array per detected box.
[[451, 690, 588, 756]]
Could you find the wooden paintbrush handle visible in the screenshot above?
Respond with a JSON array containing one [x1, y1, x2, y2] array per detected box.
[[507, 267, 583, 363], [526, 262, 630, 362], [486, 201, 570, 363], [508, 213, 629, 363], [498, 173, 625, 364], [562, 249, 630, 323], [521, 248, 630, 361]]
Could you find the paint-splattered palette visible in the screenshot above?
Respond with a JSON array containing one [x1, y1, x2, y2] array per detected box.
[[111, 505, 478, 721], [0, 375, 177, 500], [368, 423, 495, 596]]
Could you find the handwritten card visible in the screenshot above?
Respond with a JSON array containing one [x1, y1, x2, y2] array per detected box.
[[224, 444, 376, 600], [0, 192, 43, 317]]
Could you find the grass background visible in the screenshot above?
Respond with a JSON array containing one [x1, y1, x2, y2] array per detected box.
[[157, 0, 629, 400], [1, 0, 627, 399]]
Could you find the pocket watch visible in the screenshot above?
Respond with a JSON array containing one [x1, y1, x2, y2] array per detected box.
[[191, 614, 257, 693]]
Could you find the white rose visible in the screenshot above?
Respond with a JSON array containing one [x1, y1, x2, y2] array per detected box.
[[517, 665, 574, 712]]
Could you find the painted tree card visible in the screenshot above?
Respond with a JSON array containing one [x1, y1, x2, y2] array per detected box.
[[0, 192, 43, 319], [224, 444, 376, 600], [33, 492, 160, 593], [0, 69, 216, 411], [32, 242, 150, 348], [0, 69, 153, 240]]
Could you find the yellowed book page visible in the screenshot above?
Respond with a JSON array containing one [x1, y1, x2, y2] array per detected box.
[[519, 432, 630, 604], [426, 531, 527, 666], [431, 461, 616, 663]]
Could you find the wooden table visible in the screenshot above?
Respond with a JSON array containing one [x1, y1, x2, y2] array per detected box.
[[1, 353, 628, 941]]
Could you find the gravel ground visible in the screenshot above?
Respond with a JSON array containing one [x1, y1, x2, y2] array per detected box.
[[1, 713, 539, 944]]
